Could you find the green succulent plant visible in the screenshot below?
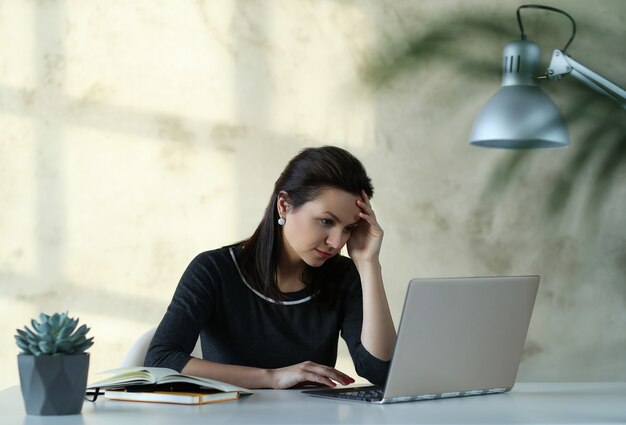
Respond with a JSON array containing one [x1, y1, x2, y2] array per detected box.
[[15, 312, 94, 356]]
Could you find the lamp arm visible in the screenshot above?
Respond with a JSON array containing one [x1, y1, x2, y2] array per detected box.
[[546, 49, 626, 109]]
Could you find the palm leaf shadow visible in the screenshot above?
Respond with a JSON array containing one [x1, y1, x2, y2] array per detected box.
[[361, 11, 625, 220], [361, 16, 510, 88]]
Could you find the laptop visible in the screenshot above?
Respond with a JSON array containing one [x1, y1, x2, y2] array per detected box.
[[303, 275, 540, 404]]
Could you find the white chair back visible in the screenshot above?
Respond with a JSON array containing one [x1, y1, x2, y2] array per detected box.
[[119, 327, 202, 367]]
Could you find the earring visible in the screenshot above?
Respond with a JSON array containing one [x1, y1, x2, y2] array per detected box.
[[278, 217, 286, 226]]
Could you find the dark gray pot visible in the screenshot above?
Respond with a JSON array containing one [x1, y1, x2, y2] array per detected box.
[[18, 353, 89, 416]]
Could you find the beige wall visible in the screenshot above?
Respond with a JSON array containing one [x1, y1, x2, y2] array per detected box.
[[1, 0, 624, 389]]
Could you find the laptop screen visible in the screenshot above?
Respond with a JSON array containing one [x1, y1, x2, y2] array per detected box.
[[382, 275, 539, 402]]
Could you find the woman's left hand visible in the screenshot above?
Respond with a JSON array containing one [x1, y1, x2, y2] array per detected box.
[[347, 190, 384, 265]]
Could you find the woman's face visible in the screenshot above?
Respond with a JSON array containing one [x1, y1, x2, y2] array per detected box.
[[278, 187, 362, 267]]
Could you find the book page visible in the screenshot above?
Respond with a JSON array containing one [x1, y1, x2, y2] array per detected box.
[[88, 367, 177, 388], [88, 367, 251, 394]]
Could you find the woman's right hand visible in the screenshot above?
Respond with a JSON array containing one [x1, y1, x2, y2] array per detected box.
[[266, 361, 355, 389]]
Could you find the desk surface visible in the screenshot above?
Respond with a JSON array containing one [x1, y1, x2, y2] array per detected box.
[[1, 382, 625, 425]]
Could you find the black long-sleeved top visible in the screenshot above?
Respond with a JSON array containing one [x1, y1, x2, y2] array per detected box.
[[144, 246, 390, 385]]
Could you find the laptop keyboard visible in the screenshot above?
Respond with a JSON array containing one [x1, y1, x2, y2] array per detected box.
[[303, 386, 385, 402]]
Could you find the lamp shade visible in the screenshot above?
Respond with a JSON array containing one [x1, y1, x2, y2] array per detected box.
[[470, 39, 569, 149], [469, 85, 569, 149]]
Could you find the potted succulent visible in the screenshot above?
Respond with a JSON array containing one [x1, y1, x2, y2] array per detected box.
[[15, 312, 94, 415]]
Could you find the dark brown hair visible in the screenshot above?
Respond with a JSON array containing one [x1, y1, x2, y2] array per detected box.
[[236, 146, 374, 302]]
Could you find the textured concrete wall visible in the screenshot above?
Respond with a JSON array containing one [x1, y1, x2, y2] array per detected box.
[[1, 0, 624, 389]]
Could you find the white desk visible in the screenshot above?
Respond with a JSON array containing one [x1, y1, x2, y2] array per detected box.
[[1, 383, 625, 425]]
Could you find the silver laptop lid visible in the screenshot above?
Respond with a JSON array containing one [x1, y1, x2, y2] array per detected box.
[[383, 276, 539, 402]]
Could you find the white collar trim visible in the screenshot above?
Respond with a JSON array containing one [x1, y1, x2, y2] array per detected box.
[[228, 247, 316, 305]]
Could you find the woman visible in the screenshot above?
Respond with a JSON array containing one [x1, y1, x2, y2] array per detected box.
[[145, 146, 396, 389]]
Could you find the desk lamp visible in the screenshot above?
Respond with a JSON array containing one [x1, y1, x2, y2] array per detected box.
[[470, 4, 626, 149]]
